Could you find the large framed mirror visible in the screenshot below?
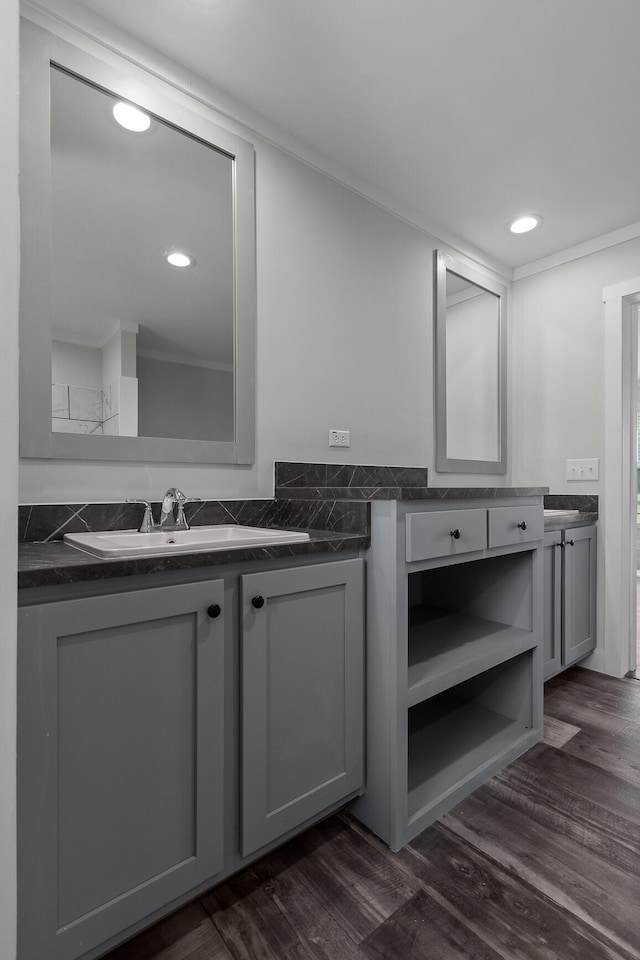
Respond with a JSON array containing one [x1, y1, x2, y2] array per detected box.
[[20, 19, 256, 463], [434, 250, 507, 474]]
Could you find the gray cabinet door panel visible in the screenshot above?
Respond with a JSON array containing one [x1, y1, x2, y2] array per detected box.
[[241, 559, 364, 856], [542, 530, 563, 680], [18, 580, 225, 960], [563, 525, 597, 666]]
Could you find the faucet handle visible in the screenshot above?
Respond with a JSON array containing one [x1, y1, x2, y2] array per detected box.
[[175, 497, 202, 528], [126, 499, 157, 533]]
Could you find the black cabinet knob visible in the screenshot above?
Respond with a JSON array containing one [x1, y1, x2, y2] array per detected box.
[[252, 595, 265, 609], [567, 539, 575, 547], [517, 521, 527, 530], [207, 603, 222, 619], [450, 529, 461, 540]]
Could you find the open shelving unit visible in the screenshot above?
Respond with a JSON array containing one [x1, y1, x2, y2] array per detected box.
[[407, 552, 538, 703], [407, 651, 534, 822], [351, 497, 544, 852]]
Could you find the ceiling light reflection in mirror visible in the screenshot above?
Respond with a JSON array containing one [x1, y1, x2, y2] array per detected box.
[[49, 66, 235, 444]]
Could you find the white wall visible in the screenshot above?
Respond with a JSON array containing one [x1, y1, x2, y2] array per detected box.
[[18, 13, 510, 505], [512, 236, 640, 489], [52, 340, 102, 387], [0, 0, 19, 956], [512, 235, 640, 675]]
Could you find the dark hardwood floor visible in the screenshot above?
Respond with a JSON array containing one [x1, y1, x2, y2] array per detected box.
[[106, 667, 640, 960]]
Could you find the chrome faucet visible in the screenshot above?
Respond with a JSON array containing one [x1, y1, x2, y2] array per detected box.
[[159, 487, 201, 531], [127, 489, 201, 533]]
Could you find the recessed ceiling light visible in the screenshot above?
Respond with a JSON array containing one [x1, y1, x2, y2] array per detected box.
[[165, 252, 194, 268], [112, 101, 151, 133], [507, 214, 543, 234]]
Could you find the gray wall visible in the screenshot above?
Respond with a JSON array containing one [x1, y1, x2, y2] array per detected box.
[[1, 0, 19, 957], [136, 355, 234, 443]]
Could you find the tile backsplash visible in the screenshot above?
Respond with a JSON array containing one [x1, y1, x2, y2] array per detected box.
[[51, 379, 122, 436], [18, 498, 370, 543]]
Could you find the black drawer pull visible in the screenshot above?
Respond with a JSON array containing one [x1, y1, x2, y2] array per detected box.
[[566, 539, 575, 547], [207, 603, 222, 619], [517, 521, 527, 531], [252, 595, 265, 609], [450, 529, 461, 540]]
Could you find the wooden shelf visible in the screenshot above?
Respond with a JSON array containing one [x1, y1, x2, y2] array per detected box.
[[407, 697, 531, 822], [407, 606, 536, 706]]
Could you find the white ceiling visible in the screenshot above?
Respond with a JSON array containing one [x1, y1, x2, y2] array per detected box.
[[31, 0, 640, 277]]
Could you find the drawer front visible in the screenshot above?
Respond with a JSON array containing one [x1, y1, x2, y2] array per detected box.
[[406, 508, 487, 562], [488, 505, 543, 548]]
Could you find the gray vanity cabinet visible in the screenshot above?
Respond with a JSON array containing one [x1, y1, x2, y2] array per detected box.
[[563, 524, 597, 666], [18, 580, 225, 960], [351, 497, 544, 852], [542, 531, 563, 679], [543, 524, 597, 680], [240, 558, 364, 856]]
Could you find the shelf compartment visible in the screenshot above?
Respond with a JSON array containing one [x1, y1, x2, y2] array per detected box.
[[407, 551, 535, 707], [408, 606, 536, 705], [407, 652, 534, 823]]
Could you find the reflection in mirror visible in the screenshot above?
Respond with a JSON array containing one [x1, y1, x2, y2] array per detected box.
[[49, 66, 234, 443], [434, 250, 507, 474], [20, 19, 255, 463], [444, 272, 499, 461]]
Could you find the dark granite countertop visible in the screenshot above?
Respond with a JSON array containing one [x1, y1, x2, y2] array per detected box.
[[16, 475, 566, 590], [18, 528, 367, 590], [403, 486, 548, 499], [278, 486, 549, 501]]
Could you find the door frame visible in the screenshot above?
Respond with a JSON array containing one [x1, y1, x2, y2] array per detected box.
[[603, 277, 640, 676]]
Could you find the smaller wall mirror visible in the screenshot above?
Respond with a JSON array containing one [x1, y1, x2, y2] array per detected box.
[[434, 250, 507, 474]]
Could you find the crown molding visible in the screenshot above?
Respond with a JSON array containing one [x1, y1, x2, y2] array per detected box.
[[21, 0, 513, 282], [514, 220, 640, 282]]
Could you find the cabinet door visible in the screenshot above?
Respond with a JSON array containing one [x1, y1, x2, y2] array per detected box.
[[562, 525, 597, 667], [542, 530, 563, 680], [241, 559, 364, 856], [18, 580, 225, 960]]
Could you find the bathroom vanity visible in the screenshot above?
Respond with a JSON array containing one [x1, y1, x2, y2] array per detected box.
[[17, 481, 575, 960], [18, 541, 365, 960]]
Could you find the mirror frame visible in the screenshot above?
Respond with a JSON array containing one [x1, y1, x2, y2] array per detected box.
[[434, 249, 507, 475], [19, 17, 256, 464]]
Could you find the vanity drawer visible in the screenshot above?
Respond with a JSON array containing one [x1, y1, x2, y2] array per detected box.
[[488, 505, 543, 548], [406, 509, 487, 562]]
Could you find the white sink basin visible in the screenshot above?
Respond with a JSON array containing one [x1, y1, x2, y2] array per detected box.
[[64, 525, 311, 560], [543, 509, 581, 518]]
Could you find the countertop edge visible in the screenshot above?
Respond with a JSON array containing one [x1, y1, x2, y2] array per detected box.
[[543, 513, 598, 531]]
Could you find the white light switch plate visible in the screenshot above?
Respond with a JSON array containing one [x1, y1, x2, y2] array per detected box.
[[566, 458, 599, 481]]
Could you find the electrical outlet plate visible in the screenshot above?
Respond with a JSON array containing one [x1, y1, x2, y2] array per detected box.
[[329, 429, 350, 448], [566, 458, 599, 481]]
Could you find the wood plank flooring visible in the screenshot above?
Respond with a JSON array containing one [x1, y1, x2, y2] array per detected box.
[[106, 667, 640, 960]]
